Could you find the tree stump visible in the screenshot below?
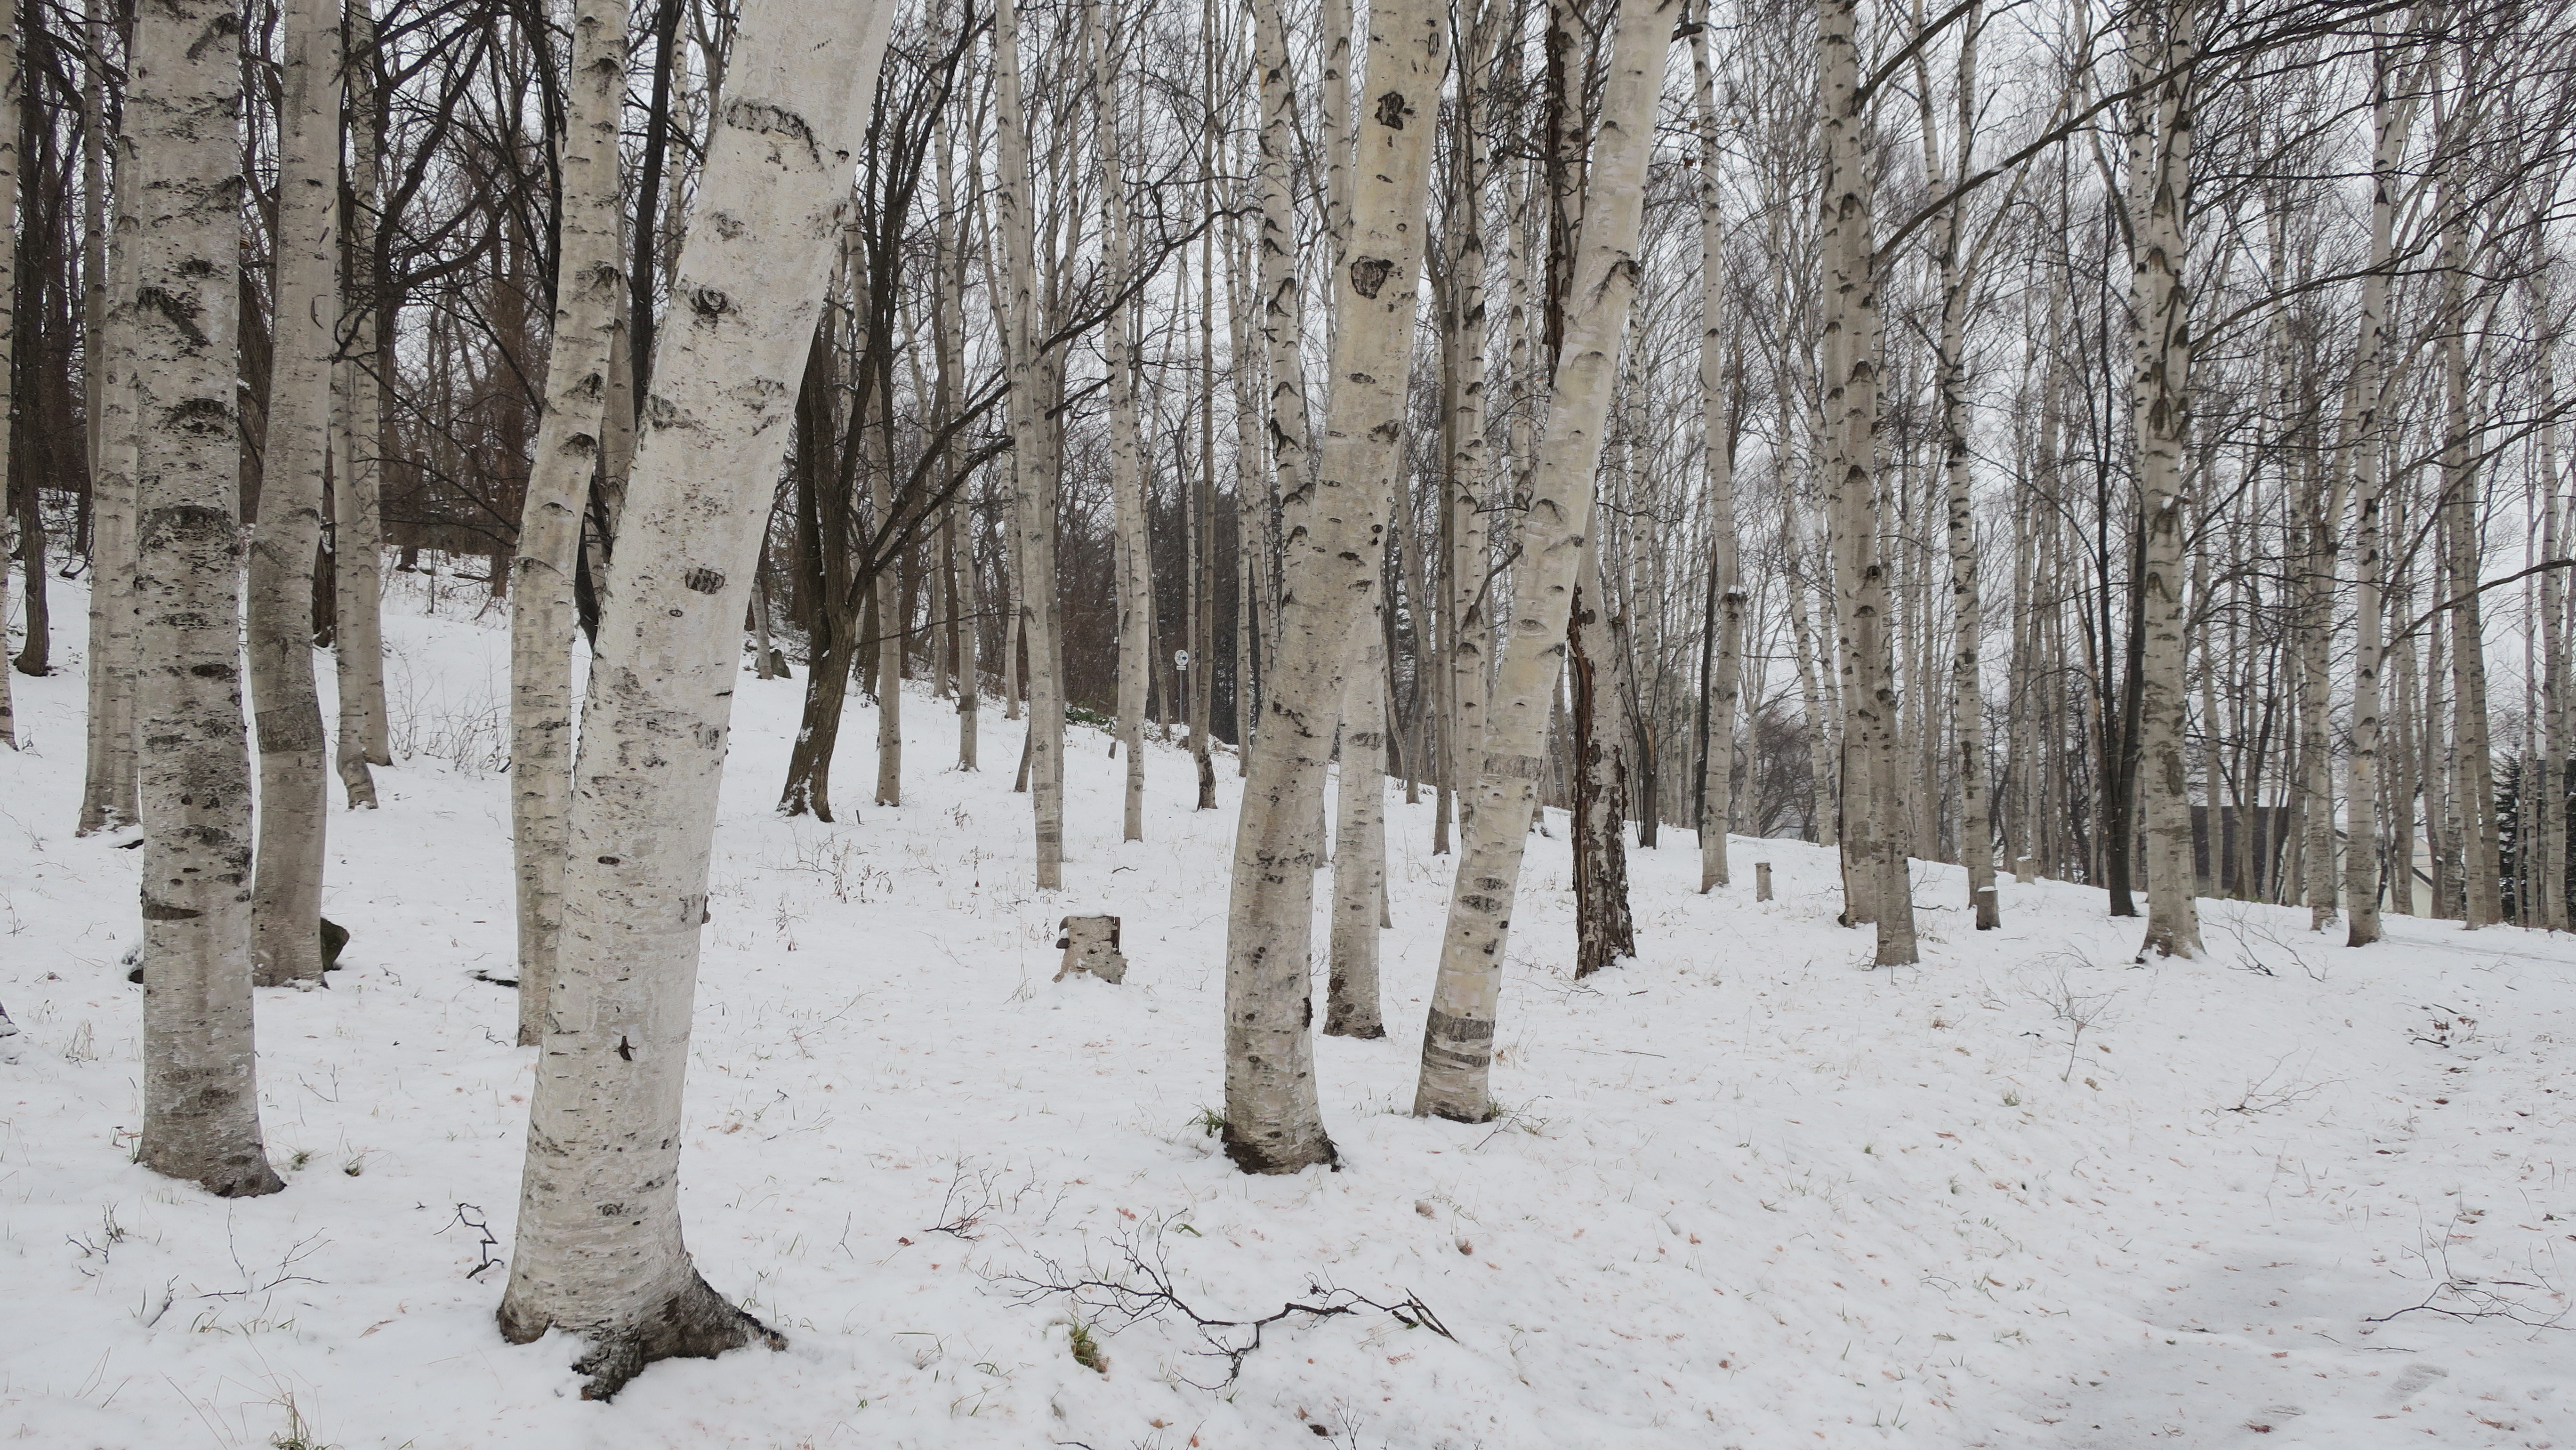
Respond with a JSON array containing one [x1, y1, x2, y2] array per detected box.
[[2013, 856, 2038, 884], [1754, 862, 1773, 902], [1054, 915, 1128, 984]]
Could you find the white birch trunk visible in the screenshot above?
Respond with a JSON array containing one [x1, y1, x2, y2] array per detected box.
[[334, 4, 391, 807], [1818, 0, 1914, 962], [937, 120, 979, 771], [246, 0, 342, 987], [130, 0, 286, 1199], [1414, 0, 1676, 1122], [1223, 0, 1448, 1171], [1324, 626, 1389, 1038], [80, 50, 142, 818], [495, 0, 895, 1396], [1254, 0, 1307, 757], [1446, 0, 1495, 852], [1689, 1, 1737, 893], [1930, 8, 1996, 930], [1092, 6, 1151, 841], [2128, 0, 2203, 960], [992, 0, 1063, 887], [509, 0, 625, 1044], [2535, 259, 2568, 934], [2439, 209, 2499, 928]]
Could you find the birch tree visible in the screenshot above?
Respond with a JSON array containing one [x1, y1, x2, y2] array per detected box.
[[2128, 0, 2205, 960], [245, 0, 342, 988], [79, 102, 139, 826], [496, 0, 897, 1395], [1223, 0, 1448, 1172], [1689, 0, 1739, 893], [1091, 5, 1151, 841], [992, 0, 1065, 888], [509, 0, 627, 1043], [129, 0, 286, 1199], [1415, 0, 1678, 1122], [334, 4, 392, 809]]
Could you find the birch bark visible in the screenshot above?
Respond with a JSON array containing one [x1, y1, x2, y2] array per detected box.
[[1254, 0, 1306, 756], [509, 0, 625, 1043], [2439, 208, 2499, 928], [246, 0, 342, 986], [1818, 0, 1915, 962], [1689, 0, 1737, 892], [1446, 0, 1495, 852], [992, 0, 1063, 887], [1224, 0, 1447, 1171], [334, 5, 391, 806], [130, 0, 286, 1199], [1415, 0, 1676, 1122], [80, 30, 142, 822], [2536, 262, 2568, 933], [496, 0, 895, 1396], [1930, 4, 1996, 929], [1090, 3, 1150, 840], [2127, 0, 2204, 959], [1324, 624, 1389, 1038]]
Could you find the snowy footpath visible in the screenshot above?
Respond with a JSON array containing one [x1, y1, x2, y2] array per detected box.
[[2, 582, 2571, 1449]]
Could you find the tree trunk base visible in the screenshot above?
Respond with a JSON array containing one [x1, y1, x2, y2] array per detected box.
[[143, 1144, 285, 1200], [501, 1268, 783, 1402], [1221, 1126, 1338, 1175], [1321, 1009, 1384, 1040]]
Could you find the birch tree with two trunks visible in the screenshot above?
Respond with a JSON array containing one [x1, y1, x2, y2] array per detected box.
[[1414, 0, 1680, 1124], [495, 0, 897, 1397], [1223, 0, 1449, 1173]]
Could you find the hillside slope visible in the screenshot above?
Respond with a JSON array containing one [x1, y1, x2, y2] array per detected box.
[[2, 581, 2570, 1449]]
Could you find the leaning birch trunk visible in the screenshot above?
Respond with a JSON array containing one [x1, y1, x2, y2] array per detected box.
[[1091, 8, 1150, 841], [1223, 0, 1448, 1172], [2128, 0, 2203, 960], [508, 0, 625, 1045], [334, 4, 391, 805], [129, 0, 286, 1199], [80, 136, 142, 823], [991, 0, 1063, 888], [1688, 1, 1736, 892], [2343, 41, 2412, 945], [245, 0, 342, 987], [1253, 0, 1308, 595], [1447, 0, 1495, 850], [1324, 625, 1389, 1038], [1414, 0, 1676, 1122], [495, 0, 896, 1397]]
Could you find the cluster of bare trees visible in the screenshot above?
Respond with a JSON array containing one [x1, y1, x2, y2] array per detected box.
[[5, 0, 2575, 1401]]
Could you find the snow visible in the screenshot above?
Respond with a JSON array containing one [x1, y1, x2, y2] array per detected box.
[[3, 577, 2573, 1449]]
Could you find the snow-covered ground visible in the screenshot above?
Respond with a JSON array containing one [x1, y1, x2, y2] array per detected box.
[[3, 579, 2572, 1449]]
